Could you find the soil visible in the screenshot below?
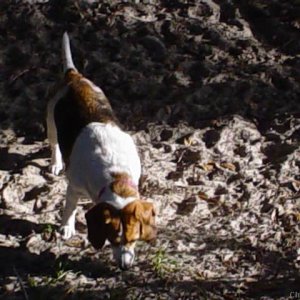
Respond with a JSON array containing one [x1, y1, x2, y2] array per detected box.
[[0, 0, 300, 299]]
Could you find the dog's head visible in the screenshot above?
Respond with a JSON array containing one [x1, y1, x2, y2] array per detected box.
[[85, 200, 157, 270]]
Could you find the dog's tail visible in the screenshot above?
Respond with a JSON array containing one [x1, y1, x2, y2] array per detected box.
[[62, 32, 77, 73]]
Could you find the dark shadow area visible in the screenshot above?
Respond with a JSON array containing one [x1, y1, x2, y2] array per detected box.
[[188, 235, 300, 299], [157, 225, 300, 299], [246, 274, 300, 299], [0, 246, 118, 297], [0, 247, 115, 282], [0, 247, 56, 278], [4, 277, 207, 300], [235, 0, 300, 55], [0, 215, 118, 299], [0, 215, 48, 237], [0, 214, 116, 272], [0, 146, 50, 173], [0, 147, 25, 171], [0, 0, 299, 137], [5, 274, 300, 300]]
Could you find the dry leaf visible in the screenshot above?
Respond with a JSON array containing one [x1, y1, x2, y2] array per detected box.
[[198, 191, 209, 200], [220, 162, 236, 172], [201, 161, 215, 172]]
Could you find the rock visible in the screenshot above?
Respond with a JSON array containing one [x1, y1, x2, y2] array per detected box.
[[176, 196, 197, 215], [140, 35, 167, 61], [160, 128, 173, 141], [26, 235, 49, 255], [203, 129, 220, 148]]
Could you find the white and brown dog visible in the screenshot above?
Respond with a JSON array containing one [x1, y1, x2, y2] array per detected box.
[[47, 32, 156, 270]]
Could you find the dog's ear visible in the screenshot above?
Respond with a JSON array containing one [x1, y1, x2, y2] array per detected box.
[[122, 200, 157, 243], [134, 201, 156, 220], [137, 201, 157, 243], [85, 203, 120, 249]]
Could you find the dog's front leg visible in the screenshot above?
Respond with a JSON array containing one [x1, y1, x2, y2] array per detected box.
[[61, 186, 79, 239]]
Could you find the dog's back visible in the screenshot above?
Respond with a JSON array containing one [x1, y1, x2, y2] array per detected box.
[[67, 122, 141, 203], [55, 33, 119, 166]]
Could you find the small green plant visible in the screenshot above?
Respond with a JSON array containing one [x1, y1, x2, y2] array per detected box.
[[151, 248, 179, 279], [43, 224, 55, 235], [42, 223, 57, 241], [27, 275, 38, 288], [55, 262, 68, 280], [45, 261, 72, 285]]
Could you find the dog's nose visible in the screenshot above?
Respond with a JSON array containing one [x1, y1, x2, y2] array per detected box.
[[119, 249, 135, 270]]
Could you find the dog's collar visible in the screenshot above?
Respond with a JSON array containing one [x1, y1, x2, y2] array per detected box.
[[98, 178, 138, 201]]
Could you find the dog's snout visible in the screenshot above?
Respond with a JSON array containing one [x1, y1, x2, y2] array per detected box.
[[119, 248, 135, 270], [113, 245, 135, 270]]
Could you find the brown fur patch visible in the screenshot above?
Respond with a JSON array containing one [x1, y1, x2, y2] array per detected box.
[[110, 172, 139, 198], [54, 69, 121, 166], [121, 200, 157, 243], [65, 69, 119, 125]]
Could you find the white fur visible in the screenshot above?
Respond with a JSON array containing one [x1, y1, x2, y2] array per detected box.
[[46, 86, 68, 175], [61, 122, 141, 239], [62, 32, 77, 72]]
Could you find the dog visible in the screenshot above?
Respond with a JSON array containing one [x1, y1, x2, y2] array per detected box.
[[47, 32, 157, 270]]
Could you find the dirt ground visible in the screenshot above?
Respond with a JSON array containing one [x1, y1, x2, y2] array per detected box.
[[0, 0, 300, 299]]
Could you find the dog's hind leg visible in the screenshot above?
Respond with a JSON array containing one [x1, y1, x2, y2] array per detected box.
[[46, 87, 68, 175]]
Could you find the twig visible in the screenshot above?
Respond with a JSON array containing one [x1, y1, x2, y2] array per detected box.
[[9, 69, 32, 84], [13, 266, 29, 300]]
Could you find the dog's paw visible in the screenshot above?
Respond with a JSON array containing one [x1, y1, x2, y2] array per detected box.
[[61, 225, 75, 240], [50, 162, 64, 176]]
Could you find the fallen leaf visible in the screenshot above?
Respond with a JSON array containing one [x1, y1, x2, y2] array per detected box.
[[220, 162, 236, 171], [200, 161, 215, 172]]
